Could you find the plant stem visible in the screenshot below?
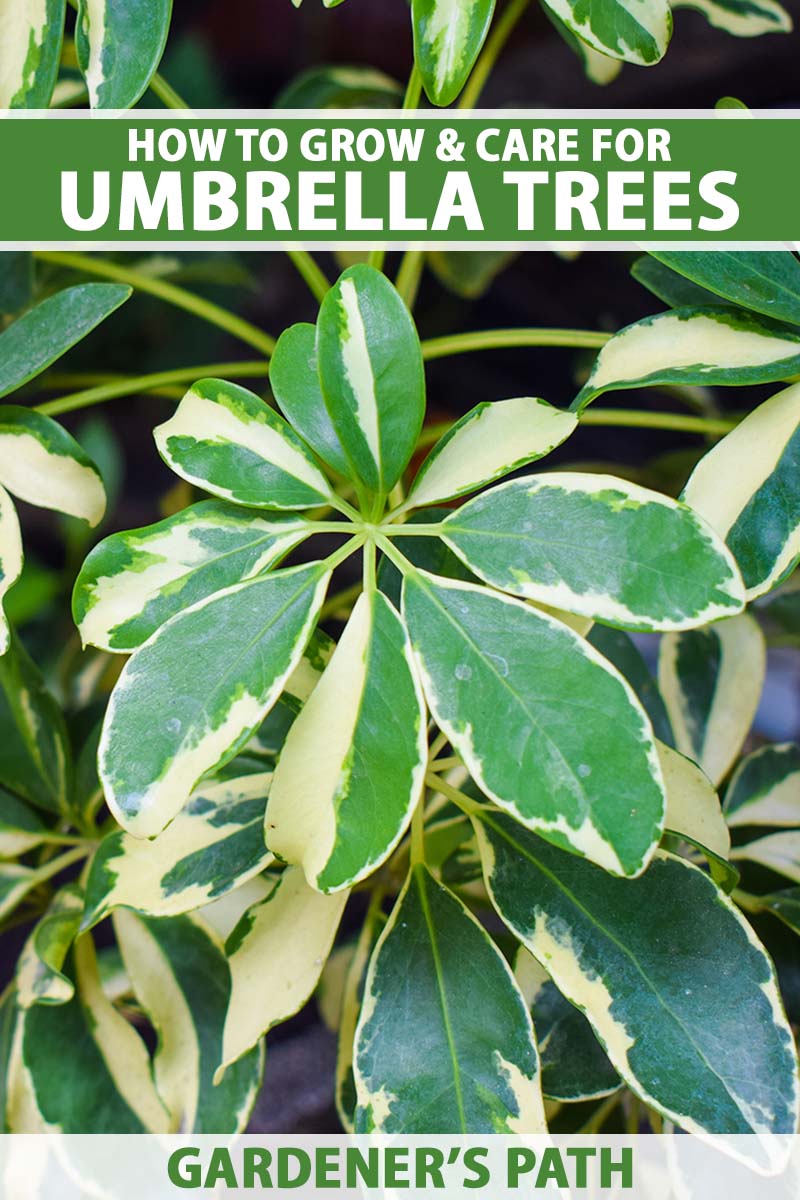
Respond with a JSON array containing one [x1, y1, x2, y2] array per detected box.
[[322, 535, 367, 574], [403, 64, 423, 111], [425, 773, 481, 816], [148, 72, 191, 110], [383, 522, 444, 537], [36, 360, 270, 417], [374, 533, 415, 577], [429, 731, 450, 762], [410, 801, 426, 865], [286, 249, 331, 304], [581, 409, 736, 436], [458, 0, 530, 109], [34, 251, 276, 356], [421, 328, 609, 360], [395, 250, 426, 310], [578, 1092, 623, 1135], [319, 580, 363, 622], [363, 539, 377, 594], [427, 755, 462, 775], [35, 846, 90, 884]]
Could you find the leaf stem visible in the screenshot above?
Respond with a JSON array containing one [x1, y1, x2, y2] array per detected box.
[[374, 533, 416, 577], [425, 773, 481, 817], [33, 251, 276, 356], [322, 535, 367, 574], [286, 249, 331, 304], [148, 72, 191, 111], [363, 539, 377, 594], [36, 360, 270, 417], [319, 580, 363, 621], [383, 522, 444, 537], [579, 1092, 624, 1134], [403, 64, 423, 111], [458, 0, 531, 110], [410, 801, 426, 865], [427, 755, 462, 775], [395, 250, 426, 310], [421, 328, 609, 360], [581, 409, 736, 436]]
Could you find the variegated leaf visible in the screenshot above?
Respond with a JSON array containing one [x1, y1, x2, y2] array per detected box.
[[114, 910, 263, 1133], [760, 890, 800, 937], [402, 572, 666, 877], [0, 635, 70, 814], [514, 948, 620, 1103], [73, 501, 310, 653], [82, 773, 274, 929], [0, 987, 17, 1131], [354, 864, 545, 1134], [317, 266, 425, 497], [411, 0, 496, 106], [269, 322, 352, 479], [99, 561, 330, 839], [17, 885, 83, 1009], [0, 790, 47, 858], [540, 0, 671, 65], [631, 255, 726, 309], [0, 0, 65, 108], [405, 399, 577, 510], [0, 484, 22, 656], [732, 831, 800, 883], [76, 0, 172, 109], [155, 379, 332, 511], [659, 613, 766, 786], [23, 935, 170, 1133], [725, 744, 800, 828], [682, 382, 800, 600], [648, 252, 800, 327], [574, 308, 800, 410], [672, 0, 792, 36], [0, 407, 105, 526], [218, 867, 348, 1076], [0, 284, 131, 400], [266, 591, 427, 893], [476, 810, 799, 1161], [440, 475, 745, 632], [587, 625, 674, 746], [336, 900, 386, 1132], [658, 740, 731, 860]]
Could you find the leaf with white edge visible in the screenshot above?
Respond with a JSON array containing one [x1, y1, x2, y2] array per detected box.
[[761, 889, 800, 936], [732, 832, 800, 883], [514, 948, 620, 1103], [155, 379, 332, 511], [649, 252, 800, 327], [378, 508, 477, 610], [0, 790, 47, 858], [658, 740, 731, 860], [81, 773, 274, 929], [270, 323, 352, 479], [99, 561, 330, 839], [218, 867, 348, 1077], [659, 613, 766, 787], [17, 885, 83, 1009], [76, 0, 172, 109], [588, 625, 674, 746], [682, 382, 800, 600], [0, 485, 23, 656], [411, 0, 496, 106], [573, 308, 800, 411], [336, 901, 386, 1132], [0, 635, 70, 815], [0, 407, 105, 526], [540, 0, 671, 65], [441, 474, 745, 633], [317, 265, 425, 496], [672, 0, 791, 36], [547, 10, 624, 84], [402, 572, 666, 877], [406, 398, 577, 510], [200, 874, 273, 942], [0, 987, 17, 1131], [23, 935, 169, 1134], [0, 0, 65, 108], [114, 910, 263, 1134], [73, 501, 310, 653], [631, 255, 727, 310], [266, 591, 426, 893], [475, 810, 800, 1161], [0, 284, 131, 399], [725, 744, 800, 828], [354, 864, 545, 1134]]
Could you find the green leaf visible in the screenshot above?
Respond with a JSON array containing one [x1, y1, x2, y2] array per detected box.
[[354, 864, 545, 1133], [218, 867, 348, 1076], [317, 265, 425, 497], [275, 65, 402, 109], [659, 613, 766, 786], [0, 253, 34, 317], [541, 0, 671, 64], [587, 625, 674, 746], [154, 379, 332, 511], [17, 885, 83, 1009], [266, 591, 427, 893], [406, 399, 577, 510], [672, 0, 792, 35], [514, 949, 620, 1103], [732, 831, 800, 883], [99, 561, 330, 839], [76, 0, 173, 109], [0, 789, 47, 858], [760, 889, 800, 936], [0, 486, 23, 656], [0, 284, 131, 399], [0, 0, 66, 107], [378, 507, 477, 609], [441, 474, 745, 632], [402, 572, 665, 876], [630, 255, 728, 309], [82, 772, 274, 929], [73, 500, 310, 653], [649, 252, 800, 327], [336, 900, 386, 1132], [22, 935, 169, 1133], [725, 744, 800, 828], [269, 323, 352, 479], [574, 308, 800, 410], [0, 987, 18, 1131], [411, 0, 496, 106], [114, 910, 263, 1133], [0, 406, 106, 527], [428, 249, 518, 299], [0, 634, 70, 814], [682, 382, 800, 600], [475, 810, 800, 1158]]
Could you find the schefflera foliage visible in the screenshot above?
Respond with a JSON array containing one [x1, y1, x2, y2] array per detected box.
[[65, 261, 800, 1148]]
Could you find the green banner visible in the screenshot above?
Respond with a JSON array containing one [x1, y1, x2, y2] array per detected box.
[[1, 112, 799, 245]]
